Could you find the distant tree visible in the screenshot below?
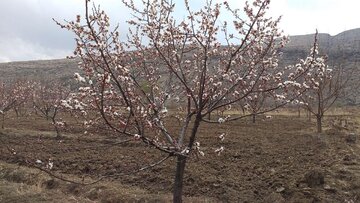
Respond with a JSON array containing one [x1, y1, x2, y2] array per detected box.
[[14, 79, 38, 118], [0, 82, 14, 128], [296, 32, 351, 133], [245, 92, 270, 123], [32, 81, 70, 138], [0, 80, 34, 129], [57, 0, 314, 202]]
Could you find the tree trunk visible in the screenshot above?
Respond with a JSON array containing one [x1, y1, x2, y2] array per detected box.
[[52, 117, 61, 139], [252, 114, 256, 123], [1, 113, 4, 129], [54, 125, 61, 139], [14, 108, 19, 118], [241, 106, 245, 115], [173, 155, 187, 203], [316, 115, 322, 133], [173, 113, 202, 203], [298, 108, 301, 118]]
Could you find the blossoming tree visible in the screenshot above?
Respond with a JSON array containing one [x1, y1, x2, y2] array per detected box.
[[0, 82, 15, 128], [296, 33, 352, 133], [57, 0, 315, 202], [32, 81, 70, 138], [0, 80, 34, 129]]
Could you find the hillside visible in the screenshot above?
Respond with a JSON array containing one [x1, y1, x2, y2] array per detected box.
[[0, 58, 78, 83], [0, 28, 359, 103], [282, 28, 360, 67]]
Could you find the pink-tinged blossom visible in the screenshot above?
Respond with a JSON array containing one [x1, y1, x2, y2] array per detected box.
[[60, 100, 73, 109], [55, 121, 66, 127], [134, 134, 141, 140]]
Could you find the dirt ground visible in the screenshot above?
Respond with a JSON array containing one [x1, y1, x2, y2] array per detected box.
[[1, 112, 360, 202]]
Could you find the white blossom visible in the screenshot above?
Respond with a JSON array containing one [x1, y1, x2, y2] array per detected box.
[[218, 117, 225, 124], [55, 121, 65, 127], [134, 134, 141, 140], [214, 146, 224, 155], [181, 147, 190, 155], [47, 159, 54, 170], [74, 73, 86, 83], [161, 107, 168, 114], [60, 100, 73, 109], [219, 133, 225, 141]]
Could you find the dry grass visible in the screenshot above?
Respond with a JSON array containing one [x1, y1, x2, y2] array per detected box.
[[0, 161, 216, 203], [0, 161, 168, 203], [0, 161, 93, 203]]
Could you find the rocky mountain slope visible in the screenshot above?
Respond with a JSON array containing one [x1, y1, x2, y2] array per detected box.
[[0, 28, 359, 103], [282, 28, 360, 67]]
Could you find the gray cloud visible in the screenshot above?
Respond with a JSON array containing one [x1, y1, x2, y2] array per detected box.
[[0, 0, 127, 62], [0, 0, 83, 62], [0, 0, 195, 62]]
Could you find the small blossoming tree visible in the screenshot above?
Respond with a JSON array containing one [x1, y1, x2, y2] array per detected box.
[[244, 92, 270, 123], [57, 0, 314, 202], [0, 82, 14, 128], [0, 80, 34, 129], [296, 33, 352, 133], [32, 81, 70, 138]]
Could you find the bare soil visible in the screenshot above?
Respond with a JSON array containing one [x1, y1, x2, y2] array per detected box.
[[1, 114, 360, 202]]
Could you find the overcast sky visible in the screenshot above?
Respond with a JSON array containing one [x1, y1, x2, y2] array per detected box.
[[0, 0, 359, 62]]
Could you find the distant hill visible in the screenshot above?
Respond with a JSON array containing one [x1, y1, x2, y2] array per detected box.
[[281, 28, 360, 67], [0, 58, 78, 83], [0, 28, 359, 103]]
